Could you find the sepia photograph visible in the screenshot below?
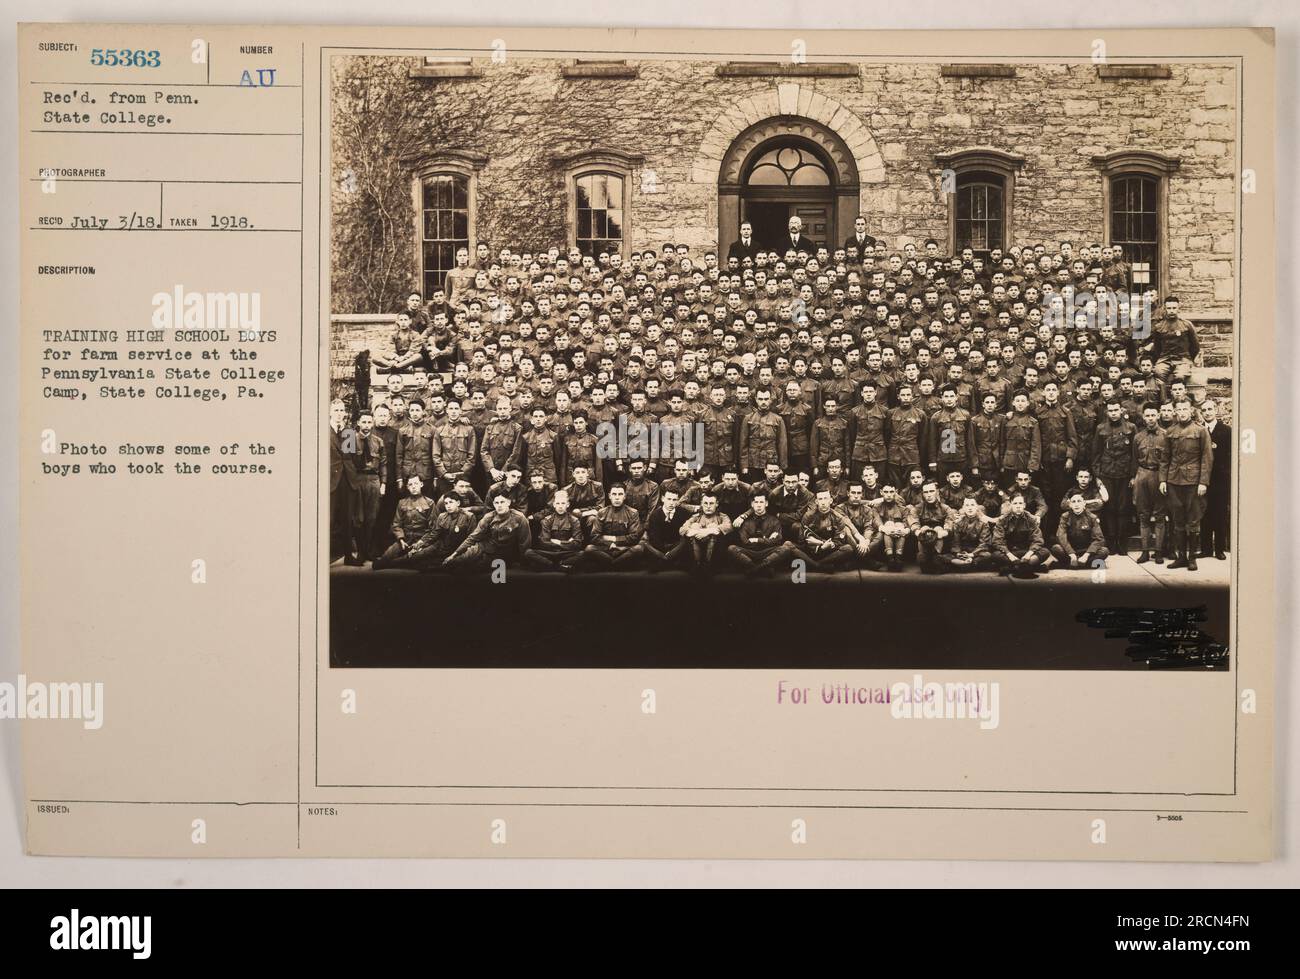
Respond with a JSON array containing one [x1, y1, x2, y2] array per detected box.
[[10, 12, 1284, 876], [326, 49, 1235, 669]]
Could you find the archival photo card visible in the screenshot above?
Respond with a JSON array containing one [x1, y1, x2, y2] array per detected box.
[[17, 23, 1276, 860]]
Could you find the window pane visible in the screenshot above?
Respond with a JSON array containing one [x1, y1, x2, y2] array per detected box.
[[453, 210, 468, 239], [594, 211, 607, 238], [748, 164, 786, 185], [777, 147, 802, 170], [607, 174, 624, 202], [790, 165, 829, 186], [591, 174, 609, 209], [575, 177, 591, 210], [606, 209, 622, 241], [452, 179, 468, 209], [577, 209, 592, 238], [957, 189, 971, 220]]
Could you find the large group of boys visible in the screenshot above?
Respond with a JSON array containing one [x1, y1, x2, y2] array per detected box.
[[328, 218, 1231, 579]]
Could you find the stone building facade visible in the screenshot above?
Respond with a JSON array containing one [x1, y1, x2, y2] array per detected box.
[[329, 55, 1237, 380]]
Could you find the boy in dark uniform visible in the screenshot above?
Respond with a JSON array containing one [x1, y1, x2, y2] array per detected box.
[[811, 396, 850, 477], [875, 484, 912, 571], [351, 411, 387, 563], [559, 465, 605, 538], [1034, 381, 1078, 539], [1160, 398, 1213, 571], [906, 480, 955, 574], [970, 393, 1005, 482], [560, 412, 602, 487], [370, 403, 402, 557], [848, 380, 889, 480], [816, 458, 851, 504], [885, 385, 927, 488], [1000, 391, 1041, 488], [926, 384, 975, 478], [1050, 492, 1109, 570], [1091, 400, 1138, 556], [526, 490, 587, 571], [405, 491, 478, 571], [945, 497, 994, 571], [729, 492, 799, 576], [974, 477, 1006, 523], [992, 493, 1050, 578], [444, 491, 536, 572], [839, 483, 884, 569], [621, 460, 661, 522], [575, 482, 646, 571], [681, 493, 734, 575], [939, 470, 970, 511], [713, 469, 754, 521], [524, 471, 558, 538], [798, 490, 860, 573], [372, 475, 434, 570], [643, 489, 691, 571], [1132, 405, 1168, 564], [485, 464, 529, 513]]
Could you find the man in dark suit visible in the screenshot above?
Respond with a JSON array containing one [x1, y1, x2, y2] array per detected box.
[[370, 401, 402, 557], [1200, 398, 1231, 559], [843, 214, 876, 255], [727, 221, 760, 265], [329, 398, 362, 565], [784, 215, 817, 256]]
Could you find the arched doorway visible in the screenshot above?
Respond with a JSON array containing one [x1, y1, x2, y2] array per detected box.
[[741, 139, 835, 250], [717, 117, 860, 259]]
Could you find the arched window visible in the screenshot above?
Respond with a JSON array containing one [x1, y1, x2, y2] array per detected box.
[[559, 150, 643, 259], [746, 144, 831, 186], [409, 151, 485, 299], [1091, 150, 1180, 299], [935, 149, 1024, 259]]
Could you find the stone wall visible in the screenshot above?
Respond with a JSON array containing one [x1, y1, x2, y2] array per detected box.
[[330, 55, 1237, 321]]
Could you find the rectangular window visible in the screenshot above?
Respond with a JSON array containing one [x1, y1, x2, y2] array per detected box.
[[1110, 174, 1160, 296], [955, 172, 1005, 257], [420, 173, 469, 297], [574, 172, 624, 258]]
